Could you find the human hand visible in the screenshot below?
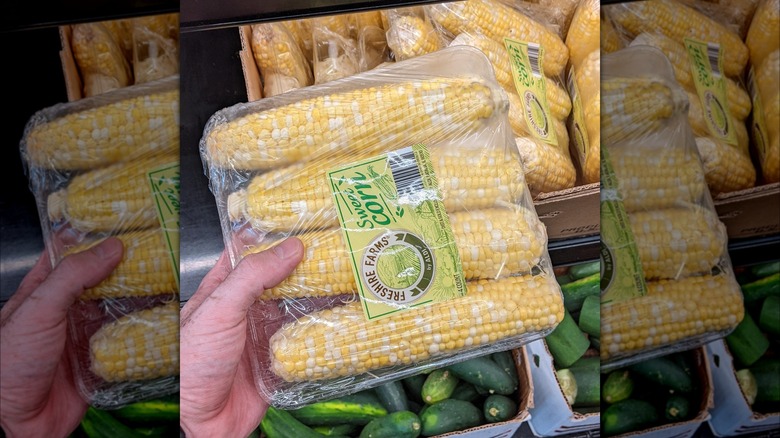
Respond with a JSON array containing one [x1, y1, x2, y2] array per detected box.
[[180, 238, 304, 438], [0, 237, 124, 438]]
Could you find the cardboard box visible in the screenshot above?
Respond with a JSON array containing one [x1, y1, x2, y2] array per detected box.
[[706, 339, 780, 436], [526, 340, 599, 436], [713, 183, 780, 239]]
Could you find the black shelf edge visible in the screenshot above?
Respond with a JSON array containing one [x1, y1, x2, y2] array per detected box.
[[548, 234, 600, 267], [727, 233, 780, 267], [2, 2, 179, 33]]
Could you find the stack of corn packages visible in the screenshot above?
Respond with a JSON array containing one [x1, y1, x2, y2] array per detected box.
[[745, 0, 779, 184], [600, 45, 744, 370], [200, 46, 565, 408], [605, 0, 758, 195], [20, 17, 180, 407]]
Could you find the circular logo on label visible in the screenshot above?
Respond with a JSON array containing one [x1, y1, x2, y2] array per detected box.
[[361, 231, 435, 304], [704, 91, 730, 137], [599, 242, 614, 294], [524, 90, 549, 138]]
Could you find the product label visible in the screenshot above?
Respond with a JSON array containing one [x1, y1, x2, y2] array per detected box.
[[684, 38, 737, 145], [504, 38, 558, 146], [148, 163, 180, 287], [567, 64, 589, 164], [600, 147, 647, 304], [328, 144, 466, 320], [747, 66, 768, 159]]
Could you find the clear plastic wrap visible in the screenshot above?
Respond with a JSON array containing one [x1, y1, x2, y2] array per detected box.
[[251, 22, 314, 97], [567, 49, 600, 184], [131, 15, 179, 84], [384, 7, 446, 62], [200, 46, 564, 407], [71, 22, 133, 97], [600, 46, 744, 370], [312, 26, 360, 84], [564, 0, 599, 69], [678, 0, 761, 38], [19, 76, 180, 407]]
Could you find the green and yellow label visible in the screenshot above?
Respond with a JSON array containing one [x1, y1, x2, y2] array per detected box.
[[600, 147, 647, 304], [504, 38, 557, 146], [684, 38, 737, 145], [747, 66, 768, 159], [328, 144, 466, 320], [568, 65, 589, 165], [148, 163, 180, 287]]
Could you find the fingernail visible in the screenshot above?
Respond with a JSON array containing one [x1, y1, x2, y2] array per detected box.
[[92, 237, 123, 259], [272, 238, 300, 259]]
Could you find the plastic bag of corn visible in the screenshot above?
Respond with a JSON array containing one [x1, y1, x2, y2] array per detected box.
[[19, 75, 180, 407], [200, 46, 564, 408], [600, 45, 744, 371]]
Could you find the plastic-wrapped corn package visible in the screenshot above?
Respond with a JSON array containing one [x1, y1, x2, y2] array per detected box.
[[567, 50, 600, 184], [384, 7, 446, 62], [200, 47, 564, 407], [349, 12, 389, 72], [312, 24, 360, 84], [19, 76, 180, 407], [565, 0, 599, 70], [746, 0, 780, 184], [71, 22, 133, 97], [251, 22, 313, 97], [600, 11, 624, 54], [532, 0, 581, 38], [600, 46, 744, 370], [131, 14, 180, 84], [607, 0, 757, 194], [679, 0, 760, 38], [430, 0, 575, 195]]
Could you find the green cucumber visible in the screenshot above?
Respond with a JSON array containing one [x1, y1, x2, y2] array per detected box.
[[726, 312, 770, 367], [556, 369, 578, 405], [112, 396, 179, 423], [408, 400, 423, 415], [741, 273, 780, 304], [491, 350, 519, 389], [735, 369, 758, 405], [669, 352, 695, 381], [545, 309, 589, 368], [134, 426, 174, 437], [359, 411, 421, 438], [422, 369, 459, 404], [602, 370, 634, 404], [664, 395, 691, 421], [312, 424, 359, 436], [759, 295, 780, 336], [561, 273, 600, 312], [447, 356, 516, 395], [419, 399, 482, 436], [483, 394, 517, 423], [81, 408, 146, 438], [450, 382, 480, 403], [578, 295, 600, 338], [602, 399, 659, 436], [375, 380, 409, 413], [628, 356, 693, 393], [402, 374, 427, 404], [751, 261, 780, 278], [556, 274, 573, 285], [569, 261, 600, 280], [289, 392, 388, 426], [751, 358, 780, 403], [568, 360, 600, 408], [261, 406, 325, 438]]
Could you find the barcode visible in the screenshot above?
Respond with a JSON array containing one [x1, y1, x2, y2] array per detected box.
[[707, 42, 721, 77], [527, 43, 542, 77], [388, 146, 423, 197]]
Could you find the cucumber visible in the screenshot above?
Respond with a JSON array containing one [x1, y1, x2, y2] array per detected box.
[[669, 352, 695, 381], [751, 261, 780, 278], [735, 369, 758, 405], [112, 396, 180, 423], [726, 312, 770, 367], [602, 399, 659, 436], [422, 369, 459, 404], [556, 369, 578, 405], [402, 374, 427, 404], [569, 261, 600, 280], [578, 295, 600, 338], [408, 400, 423, 415], [751, 358, 780, 403], [568, 360, 600, 408], [450, 382, 480, 403], [483, 394, 517, 423], [491, 350, 519, 389], [447, 356, 516, 395], [628, 356, 693, 393], [261, 406, 326, 438], [545, 309, 589, 368], [289, 392, 388, 426], [742, 273, 780, 304], [556, 274, 573, 285], [419, 399, 482, 436], [602, 370, 634, 404], [134, 426, 174, 437], [81, 407, 147, 438], [375, 380, 409, 413], [560, 273, 600, 312], [312, 424, 359, 436], [359, 411, 421, 438], [664, 395, 691, 421], [759, 295, 780, 336]]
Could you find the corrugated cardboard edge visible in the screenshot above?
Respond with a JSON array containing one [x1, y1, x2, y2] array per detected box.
[[239, 25, 263, 102], [534, 182, 601, 240], [712, 182, 780, 239], [59, 25, 83, 102]]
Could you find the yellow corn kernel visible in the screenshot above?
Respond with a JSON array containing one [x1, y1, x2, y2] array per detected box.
[[695, 137, 757, 194], [251, 23, 313, 96], [601, 77, 681, 145], [515, 137, 576, 195], [746, 0, 780, 72], [601, 13, 624, 54], [386, 15, 443, 61], [71, 22, 132, 97], [565, 0, 599, 69]]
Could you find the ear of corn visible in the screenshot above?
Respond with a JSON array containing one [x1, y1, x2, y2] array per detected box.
[[746, 0, 780, 71], [565, 0, 599, 69], [607, 0, 749, 77], [230, 145, 525, 232], [427, 0, 569, 76], [204, 77, 499, 170], [515, 137, 576, 194], [601, 13, 624, 54], [47, 154, 177, 232], [24, 84, 179, 170], [282, 19, 313, 60], [572, 50, 601, 184], [312, 28, 360, 84], [685, 90, 750, 152], [131, 23, 179, 85], [89, 301, 179, 382], [269, 273, 564, 381], [601, 273, 743, 360], [251, 23, 313, 96], [311, 14, 351, 39], [506, 90, 570, 149], [386, 14, 443, 61], [695, 137, 757, 194], [601, 77, 682, 145], [753, 50, 780, 183], [71, 22, 133, 97], [66, 230, 178, 300]]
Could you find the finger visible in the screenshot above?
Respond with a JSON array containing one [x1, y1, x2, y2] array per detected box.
[[181, 250, 232, 323], [189, 238, 303, 328], [1, 251, 52, 321]]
